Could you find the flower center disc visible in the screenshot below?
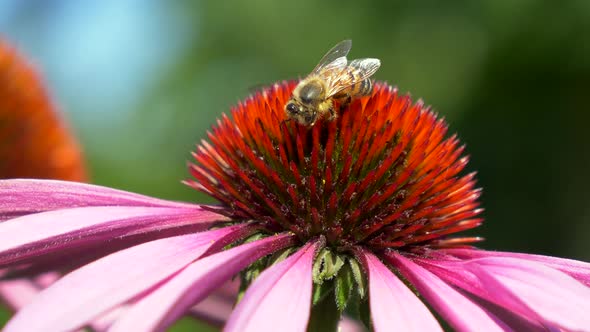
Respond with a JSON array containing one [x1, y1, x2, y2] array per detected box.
[[188, 81, 482, 253]]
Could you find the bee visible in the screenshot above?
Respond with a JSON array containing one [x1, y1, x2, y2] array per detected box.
[[284, 40, 381, 126]]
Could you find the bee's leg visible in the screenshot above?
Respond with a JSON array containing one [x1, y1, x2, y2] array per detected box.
[[327, 103, 338, 121], [339, 95, 352, 111], [280, 118, 290, 126]]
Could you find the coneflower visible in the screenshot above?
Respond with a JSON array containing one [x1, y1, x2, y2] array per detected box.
[[0, 40, 86, 182], [1, 79, 589, 331]]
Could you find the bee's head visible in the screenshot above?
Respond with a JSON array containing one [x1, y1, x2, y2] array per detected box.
[[285, 100, 317, 126]]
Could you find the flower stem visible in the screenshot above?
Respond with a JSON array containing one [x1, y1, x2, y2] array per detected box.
[[307, 286, 340, 332]]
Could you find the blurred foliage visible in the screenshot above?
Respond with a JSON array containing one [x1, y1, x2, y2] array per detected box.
[[1, 0, 590, 330], [0, 310, 6, 326]]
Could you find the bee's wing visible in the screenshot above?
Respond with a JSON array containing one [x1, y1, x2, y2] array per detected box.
[[324, 58, 381, 97], [348, 58, 381, 80], [312, 40, 352, 74]]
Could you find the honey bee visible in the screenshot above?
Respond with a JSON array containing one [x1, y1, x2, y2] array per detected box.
[[284, 40, 381, 126]]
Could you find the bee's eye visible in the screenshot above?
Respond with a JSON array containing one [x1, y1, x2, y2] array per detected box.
[[286, 103, 298, 114]]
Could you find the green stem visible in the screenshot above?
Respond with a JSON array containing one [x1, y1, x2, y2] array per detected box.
[[307, 286, 340, 332]]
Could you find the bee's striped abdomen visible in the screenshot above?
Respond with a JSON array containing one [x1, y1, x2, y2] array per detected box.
[[359, 78, 373, 96]]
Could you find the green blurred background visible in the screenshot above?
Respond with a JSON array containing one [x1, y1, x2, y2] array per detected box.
[[2, 0, 589, 329]]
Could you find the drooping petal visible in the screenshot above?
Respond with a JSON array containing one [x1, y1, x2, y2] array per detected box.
[[0, 271, 59, 310], [188, 280, 240, 327], [422, 254, 590, 330], [338, 317, 367, 332], [415, 257, 550, 331], [0, 205, 226, 269], [465, 257, 590, 331], [442, 248, 590, 286], [3, 225, 251, 332], [356, 249, 442, 332], [386, 252, 509, 332], [0, 179, 201, 221], [0, 277, 41, 310], [188, 283, 365, 332], [190, 294, 235, 328], [462, 292, 552, 332], [0, 273, 127, 332], [108, 233, 297, 332], [223, 240, 319, 332], [87, 305, 128, 332]]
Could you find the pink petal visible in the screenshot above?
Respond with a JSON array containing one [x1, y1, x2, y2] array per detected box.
[[3, 225, 250, 332], [0, 179, 198, 221], [108, 233, 297, 332], [0, 278, 41, 310], [0, 205, 224, 268], [339, 317, 366, 332], [1, 276, 126, 332], [0, 272, 59, 310], [386, 252, 509, 332], [443, 248, 590, 286], [357, 250, 442, 332], [463, 292, 553, 332], [34, 272, 59, 287], [188, 284, 365, 332], [415, 258, 547, 330], [190, 293, 235, 327], [414, 258, 487, 297], [465, 257, 590, 331], [87, 305, 128, 332], [224, 240, 320, 332], [187, 279, 240, 327]]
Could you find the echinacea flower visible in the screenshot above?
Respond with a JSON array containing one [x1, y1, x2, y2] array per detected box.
[[1, 78, 590, 332], [0, 39, 86, 182]]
